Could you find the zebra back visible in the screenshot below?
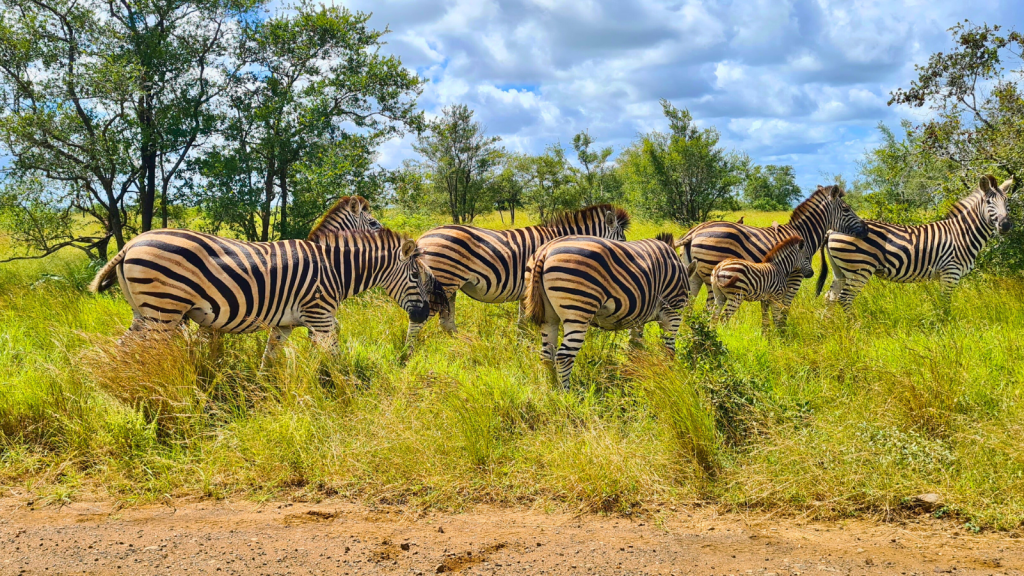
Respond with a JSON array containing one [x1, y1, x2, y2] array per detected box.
[[417, 204, 631, 307], [679, 185, 866, 283]]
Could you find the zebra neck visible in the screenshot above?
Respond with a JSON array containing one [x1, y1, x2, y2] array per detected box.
[[789, 215, 825, 252], [546, 221, 602, 238], [948, 209, 996, 252], [328, 242, 392, 298]]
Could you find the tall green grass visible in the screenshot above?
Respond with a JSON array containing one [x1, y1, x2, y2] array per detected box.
[[1, 211, 1022, 529]]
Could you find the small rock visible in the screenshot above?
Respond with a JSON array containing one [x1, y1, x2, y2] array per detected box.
[[435, 563, 447, 573], [437, 527, 444, 534], [910, 493, 944, 512], [400, 543, 410, 551]]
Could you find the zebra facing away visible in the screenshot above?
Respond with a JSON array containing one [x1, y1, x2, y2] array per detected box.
[[677, 185, 868, 314], [409, 204, 631, 342], [709, 235, 813, 331], [89, 227, 445, 366], [816, 176, 1014, 311], [524, 233, 690, 388]]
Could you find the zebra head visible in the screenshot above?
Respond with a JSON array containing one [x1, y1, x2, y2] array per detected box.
[[308, 196, 381, 244], [819, 185, 868, 239], [383, 236, 445, 324], [764, 235, 807, 277], [979, 176, 1014, 235]]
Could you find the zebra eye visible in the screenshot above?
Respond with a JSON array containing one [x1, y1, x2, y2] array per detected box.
[[411, 269, 420, 280]]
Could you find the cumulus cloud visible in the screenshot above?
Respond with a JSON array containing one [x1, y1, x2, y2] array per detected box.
[[334, 0, 1024, 191]]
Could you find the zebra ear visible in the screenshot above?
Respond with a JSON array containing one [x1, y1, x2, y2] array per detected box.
[[348, 197, 362, 213], [829, 185, 844, 200], [604, 209, 616, 228], [1000, 178, 1014, 194], [979, 176, 994, 194], [399, 238, 417, 261]]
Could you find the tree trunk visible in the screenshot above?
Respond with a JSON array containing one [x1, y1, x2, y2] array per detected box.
[[279, 167, 289, 239], [510, 204, 515, 225], [139, 88, 157, 232], [105, 185, 126, 250], [161, 182, 170, 229], [261, 157, 276, 242]]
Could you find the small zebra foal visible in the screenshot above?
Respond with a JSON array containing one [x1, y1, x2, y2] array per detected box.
[[709, 235, 813, 331]]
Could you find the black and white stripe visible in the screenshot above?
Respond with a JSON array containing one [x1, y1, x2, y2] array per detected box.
[[90, 227, 444, 364], [816, 176, 1014, 310], [409, 204, 631, 342], [709, 235, 812, 330], [524, 233, 690, 388], [677, 185, 868, 319]]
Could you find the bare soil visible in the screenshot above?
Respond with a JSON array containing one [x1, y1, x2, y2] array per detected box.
[[1, 495, 1021, 576]]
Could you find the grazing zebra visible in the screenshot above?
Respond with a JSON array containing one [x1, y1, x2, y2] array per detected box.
[[524, 233, 690, 388], [816, 176, 1014, 311], [89, 227, 445, 365], [409, 204, 630, 341], [677, 185, 868, 319], [709, 235, 813, 330]]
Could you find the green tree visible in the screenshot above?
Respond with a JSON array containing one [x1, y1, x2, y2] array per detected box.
[[571, 130, 619, 206], [524, 144, 577, 220], [413, 104, 502, 224], [489, 152, 529, 224], [740, 162, 802, 211], [190, 1, 422, 240], [619, 100, 741, 224]]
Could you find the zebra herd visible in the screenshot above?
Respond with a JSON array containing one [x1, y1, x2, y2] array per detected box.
[[90, 175, 1013, 387]]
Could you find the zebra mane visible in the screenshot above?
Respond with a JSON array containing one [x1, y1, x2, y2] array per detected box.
[[944, 175, 1004, 220], [655, 232, 674, 246], [789, 185, 841, 227], [542, 204, 631, 232], [307, 195, 371, 241], [762, 235, 803, 263]]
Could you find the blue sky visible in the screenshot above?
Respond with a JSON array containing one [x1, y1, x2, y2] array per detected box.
[[333, 0, 1023, 193]]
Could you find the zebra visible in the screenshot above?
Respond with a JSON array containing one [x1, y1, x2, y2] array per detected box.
[[89, 227, 446, 366], [307, 195, 382, 239], [815, 175, 1014, 311], [524, 233, 690, 388], [676, 185, 868, 323], [709, 235, 813, 331], [409, 204, 631, 341]]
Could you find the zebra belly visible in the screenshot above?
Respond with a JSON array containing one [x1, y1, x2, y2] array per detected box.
[[460, 278, 524, 303]]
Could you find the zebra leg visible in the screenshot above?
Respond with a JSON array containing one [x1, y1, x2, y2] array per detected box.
[[554, 319, 590, 389], [709, 284, 727, 325], [260, 326, 294, 370], [718, 297, 742, 325], [438, 291, 458, 333], [837, 271, 871, 313], [760, 301, 773, 334], [658, 308, 682, 356]]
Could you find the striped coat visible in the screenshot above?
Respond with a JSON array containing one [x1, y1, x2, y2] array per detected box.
[[90, 227, 444, 364], [816, 176, 1014, 310], [524, 234, 690, 388], [410, 204, 630, 340], [677, 185, 868, 313], [709, 235, 812, 330]]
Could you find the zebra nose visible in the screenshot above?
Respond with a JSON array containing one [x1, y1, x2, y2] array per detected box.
[[408, 303, 430, 323], [1000, 219, 1013, 233]]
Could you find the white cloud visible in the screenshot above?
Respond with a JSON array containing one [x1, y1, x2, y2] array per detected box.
[[329, 0, 1024, 190]]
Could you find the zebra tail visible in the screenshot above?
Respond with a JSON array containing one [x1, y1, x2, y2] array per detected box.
[[524, 252, 548, 327], [720, 274, 740, 289], [89, 246, 128, 293], [814, 235, 830, 297]]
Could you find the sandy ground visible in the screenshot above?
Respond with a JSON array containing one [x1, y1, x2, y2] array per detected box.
[[0, 496, 1021, 576]]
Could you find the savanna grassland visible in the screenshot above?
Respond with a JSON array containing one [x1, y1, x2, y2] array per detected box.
[[2, 210, 1023, 532]]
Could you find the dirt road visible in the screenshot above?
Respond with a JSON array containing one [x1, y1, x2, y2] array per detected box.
[[0, 496, 1021, 575]]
